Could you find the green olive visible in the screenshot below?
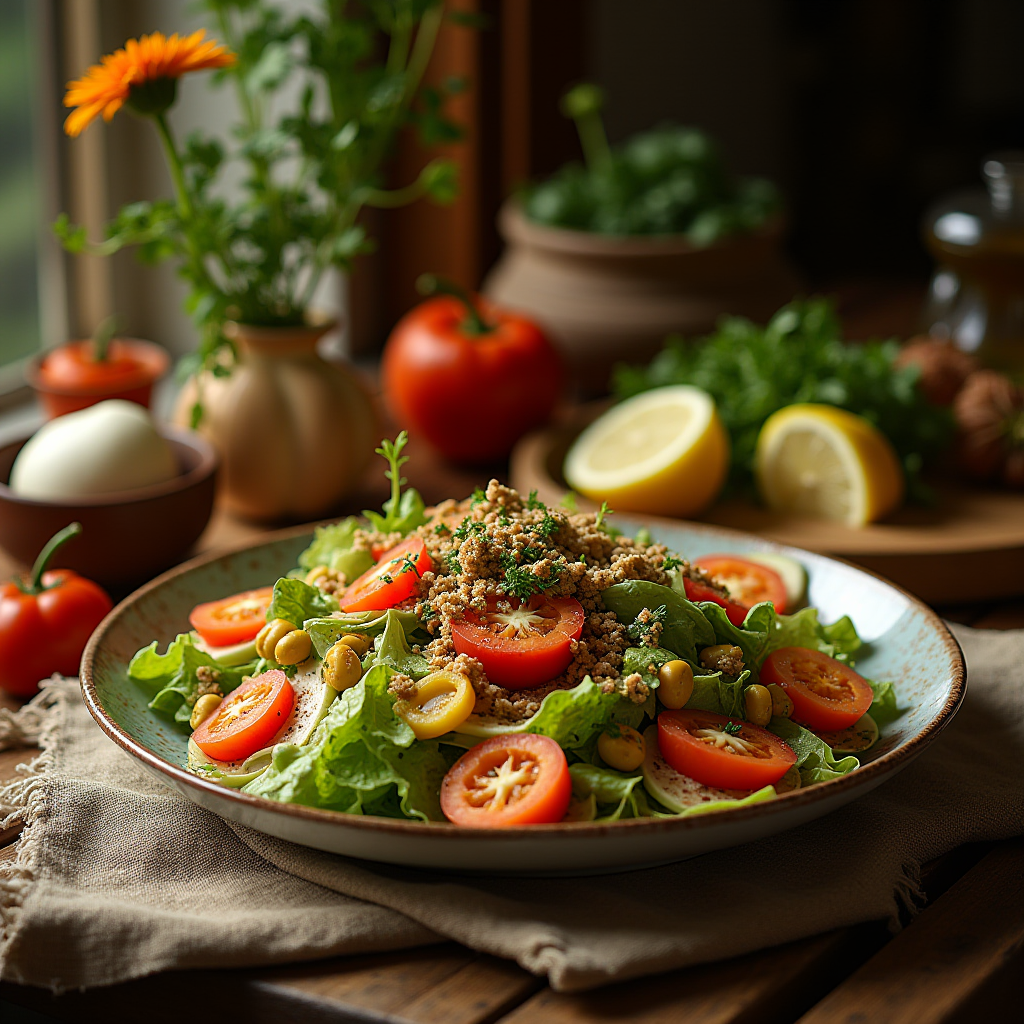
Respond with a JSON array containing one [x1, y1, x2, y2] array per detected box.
[[323, 640, 363, 692], [744, 684, 772, 727], [766, 683, 793, 718], [189, 693, 222, 730], [274, 629, 312, 666], [657, 660, 694, 709], [598, 726, 645, 772], [338, 633, 371, 657], [256, 618, 296, 660]]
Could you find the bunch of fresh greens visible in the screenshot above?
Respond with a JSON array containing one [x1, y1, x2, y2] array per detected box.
[[520, 83, 779, 241], [57, 1, 465, 421], [614, 299, 954, 498]]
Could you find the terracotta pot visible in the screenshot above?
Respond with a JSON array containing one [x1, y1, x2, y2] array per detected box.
[[482, 201, 801, 394], [27, 338, 170, 419], [173, 318, 378, 522]]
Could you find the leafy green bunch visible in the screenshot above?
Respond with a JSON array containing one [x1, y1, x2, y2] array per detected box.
[[57, 0, 464, 409], [614, 299, 954, 499], [520, 83, 779, 242]]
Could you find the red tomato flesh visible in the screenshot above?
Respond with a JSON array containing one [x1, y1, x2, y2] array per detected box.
[[695, 555, 788, 613], [440, 733, 572, 827], [683, 576, 749, 627], [341, 536, 432, 613], [189, 586, 275, 648], [760, 647, 874, 731], [191, 669, 295, 762], [657, 709, 797, 790], [450, 595, 585, 690]]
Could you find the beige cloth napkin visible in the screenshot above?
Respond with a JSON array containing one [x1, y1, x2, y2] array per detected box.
[[1, 623, 1022, 993]]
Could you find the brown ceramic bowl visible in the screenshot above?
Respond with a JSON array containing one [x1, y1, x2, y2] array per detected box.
[[0, 427, 217, 591]]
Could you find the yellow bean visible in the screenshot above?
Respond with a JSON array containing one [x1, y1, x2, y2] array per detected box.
[[338, 633, 371, 657], [657, 660, 694, 709], [598, 725, 645, 772], [744, 683, 772, 727], [189, 693, 222, 730], [274, 629, 312, 666], [256, 618, 295, 659], [323, 640, 363, 692], [766, 683, 793, 718]]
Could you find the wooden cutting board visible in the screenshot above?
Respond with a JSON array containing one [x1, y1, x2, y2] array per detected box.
[[511, 417, 1024, 605]]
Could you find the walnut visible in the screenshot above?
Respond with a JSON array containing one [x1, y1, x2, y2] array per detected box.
[[953, 371, 1024, 489], [895, 337, 977, 406]]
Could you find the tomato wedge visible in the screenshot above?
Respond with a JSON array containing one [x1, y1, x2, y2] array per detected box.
[[191, 669, 295, 762], [683, 576, 749, 627], [760, 647, 874, 731], [189, 586, 275, 647], [440, 734, 572, 827], [695, 555, 788, 613], [658, 709, 797, 790], [341, 536, 432, 612], [451, 595, 585, 690]]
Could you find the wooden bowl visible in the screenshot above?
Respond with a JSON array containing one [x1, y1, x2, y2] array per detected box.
[[511, 407, 1024, 605], [0, 428, 217, 591]]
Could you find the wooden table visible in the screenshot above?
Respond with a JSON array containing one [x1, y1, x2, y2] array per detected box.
[[1, 282, 1022, 1020]]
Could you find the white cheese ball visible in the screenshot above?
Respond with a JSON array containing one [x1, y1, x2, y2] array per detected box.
[[10, 400, 179, 500]]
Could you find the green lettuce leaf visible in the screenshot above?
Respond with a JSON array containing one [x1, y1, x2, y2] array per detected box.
[[305, 608, 427, 659], [364, 486, 428, 537], [601, 580, 715, 662], [686, 668, 751, 718], [867, 678, 901, 725], [568, 763, 644, 821], [267, 578, 338, 627], [768, 606, 862, 662], [678, 784, 776, 817], [366, 608, 431, 680], [698, 601, 775, 673], [244, 664, 447, 821], [128, 634, 254, 725], [297, 517, 375, 582], [622, 646, 677, 687], [768, 716, 859, 784]]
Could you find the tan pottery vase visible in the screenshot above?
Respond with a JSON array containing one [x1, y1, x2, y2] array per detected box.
[[174, 318, 378, 521], [482, 201, 801, 394]]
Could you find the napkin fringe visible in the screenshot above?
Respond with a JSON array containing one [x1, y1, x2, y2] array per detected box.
[[0, 680, 66, 982]]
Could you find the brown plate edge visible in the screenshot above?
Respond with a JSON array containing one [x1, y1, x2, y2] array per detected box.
[[79, 517, 967, 844]]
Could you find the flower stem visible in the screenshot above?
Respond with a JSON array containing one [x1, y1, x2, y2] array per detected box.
[[153, 112, 193, 221]]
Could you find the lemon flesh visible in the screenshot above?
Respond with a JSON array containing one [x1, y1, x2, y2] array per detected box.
[[755, 404, 904, 527], [564, 385, 729, 517]]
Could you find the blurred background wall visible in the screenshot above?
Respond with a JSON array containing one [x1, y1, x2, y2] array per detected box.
[[0, 0, 1021, 372]]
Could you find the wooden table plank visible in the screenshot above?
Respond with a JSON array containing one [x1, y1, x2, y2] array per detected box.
[[796, 839, 1024, 1024]]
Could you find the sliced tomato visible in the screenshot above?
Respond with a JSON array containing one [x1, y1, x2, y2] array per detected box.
[[657, 709, 797, 790], [450, 595, 585, 690], [760, 647, 874, 731], [191, 669, 295, 762], [341, 536, 432, 613], [695, 555, 788, 613], [440, 733, 572, 827], [189, 586, 275, 647], [683, 576, 749, 627]]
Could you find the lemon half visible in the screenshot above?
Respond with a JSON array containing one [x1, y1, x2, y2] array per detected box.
[[755, 404, 904, 527], [565, 386, 729, 517]]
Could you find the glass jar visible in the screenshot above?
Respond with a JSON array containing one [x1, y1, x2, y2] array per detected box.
[[922, 152, 1024, 371]]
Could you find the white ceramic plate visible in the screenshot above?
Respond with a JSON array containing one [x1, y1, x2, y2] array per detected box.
[[81, 517, 965, 874]]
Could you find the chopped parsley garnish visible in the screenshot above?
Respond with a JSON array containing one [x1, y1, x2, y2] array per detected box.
[[498, 506, 510, 525], [526, 489, 546, 510], [379, 573, 394, 585], [469, 487, 487, 507], [663, 554, 684, 571], [595, 501, 613, 528], [502, 559, 565, 600], [626, 604, 668, 642], [722, 721, 743, 735], [398, 553, 422, 578], [420, 603, 437, 622], [433, 522, 451, 535], [444, 550, 462, 574], [455, 516, 484, 539], [537, 512, 559, 537]]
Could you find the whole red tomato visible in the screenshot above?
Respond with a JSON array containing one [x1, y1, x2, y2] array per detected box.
[[382, 277, 563, 463], [0, 524, 113, 697]]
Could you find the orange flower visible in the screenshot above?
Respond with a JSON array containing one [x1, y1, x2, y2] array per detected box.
[[64, 29, 235, 137]]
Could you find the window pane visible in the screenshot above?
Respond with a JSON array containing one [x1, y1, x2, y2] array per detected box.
[[0, 0, 41, 366]]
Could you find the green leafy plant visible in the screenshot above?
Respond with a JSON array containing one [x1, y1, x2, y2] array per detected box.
[[57, 0, 464, 418], [614, 299, 954, 499], [520, 82, 779, 241]]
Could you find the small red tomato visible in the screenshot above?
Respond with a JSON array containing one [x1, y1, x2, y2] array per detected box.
[[683, 576, 749, 627], [189, 586, 275, 648], [0, 524, 113, 697], [341, 536, 433, 613], [694, 555, 788, 613], [382, 276, 563, 463]]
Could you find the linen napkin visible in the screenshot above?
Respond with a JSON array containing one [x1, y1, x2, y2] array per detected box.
[[1, 623, 1022, 993]]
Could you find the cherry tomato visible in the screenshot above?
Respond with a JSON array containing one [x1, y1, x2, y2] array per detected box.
[[657, 709, 797, 790], [440, 733, 572, 827], [191, 669, 295, 762], [0, 523, 113, 697], [189, 586, 275, 648], [760, 647, 874, 731], [341, 536, 432, 613], [382, 285, 563, 464], [451, 595, 585, 690], [683, 576, 749, 627], [695, 555, 788, 613]]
